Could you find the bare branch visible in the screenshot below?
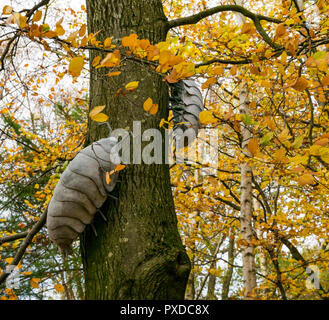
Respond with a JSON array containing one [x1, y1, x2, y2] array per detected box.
[[0, 232, 28, 245], [167, 4, 282, 50], [0, 208, 47, 285]]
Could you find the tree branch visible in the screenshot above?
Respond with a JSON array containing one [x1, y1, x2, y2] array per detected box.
[[167, 5, 282, 50], [0, 208, 47, 285], [0, 232, 28, 245]]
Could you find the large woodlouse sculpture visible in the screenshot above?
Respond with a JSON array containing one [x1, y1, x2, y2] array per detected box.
[[169, 79, 204, 146], [47, 79, 203, 255], [46, 133, 120, 255]]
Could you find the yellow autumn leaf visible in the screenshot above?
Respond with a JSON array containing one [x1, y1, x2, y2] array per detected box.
[[91, 113, 109, 122], [32, 10, 42, 22], [125, 81, 139, 91], [298, 174, 315, 186], [292, 136, 304, 149], [273, 148, 286, 162], [54, 283, 65, 293], [89, 105, 105, 118], [68, 56, 84, 77], [18, 15, 27, 29], [6, 12, 19, 24], [291, 76, 309, 91], [199, 110, 216, 124]]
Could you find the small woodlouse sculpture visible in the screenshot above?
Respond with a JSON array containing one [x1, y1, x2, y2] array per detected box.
[[47, 79, 203, 255], [169, 79, 204, 145], [47, 133, 120, 255]]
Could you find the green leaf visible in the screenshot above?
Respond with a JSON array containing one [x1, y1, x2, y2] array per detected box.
[[260, 132, 274, 145]]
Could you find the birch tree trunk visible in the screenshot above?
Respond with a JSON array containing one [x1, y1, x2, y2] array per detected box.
[[184, 211, 199, 300], [254, 198, 268, 279], [221, 232, 235, 300], [239, 83, 257, 299], [80, 0, 190, 300]]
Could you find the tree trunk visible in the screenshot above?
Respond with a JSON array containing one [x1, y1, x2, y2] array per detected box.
[[184, 211, 199, 300], [221, 232, 235, 300], [206, 259, 217, 300], [80, 0, 190, 299], [239, 83, 257, 299]]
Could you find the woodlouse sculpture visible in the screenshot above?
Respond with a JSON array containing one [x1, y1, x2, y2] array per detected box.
[[169, 79, 204, 145], [47, 79, 203, 255], [46, 133, 120, 255]]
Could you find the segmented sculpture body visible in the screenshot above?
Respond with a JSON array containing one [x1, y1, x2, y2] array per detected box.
[[47, 79, 203, 255], [169, 79, 204, 144], [46, 136, 120, 255]]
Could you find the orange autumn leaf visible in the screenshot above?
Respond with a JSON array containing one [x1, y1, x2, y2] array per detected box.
[[314, 138, 329, 146], [106, 172, 112, 184], [100, 50, 121, 67], [2, 5, 13, 15], [247, 138, 259, 157], [54, 283, 65, 293], [30, 278, 41, 289], [143, 97, 158, 115], [4, 257, 14, 264], [92, 55, 101, 67], [115, 164, 126, 172], [291, 76, 309, 91], [107, 71, 121, 77], [32, 11, 42, 22], [122, 33, 138, 50], [104, 37, 112, 49], [298, 174, 315, 186], [321, 74, 329, 86], [202, 78, 217, 90], [275, 23, 287, 38], [78, 24, 87, 37]]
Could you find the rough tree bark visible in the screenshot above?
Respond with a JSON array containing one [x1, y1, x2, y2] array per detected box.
[[80, 0, 190, 299]]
